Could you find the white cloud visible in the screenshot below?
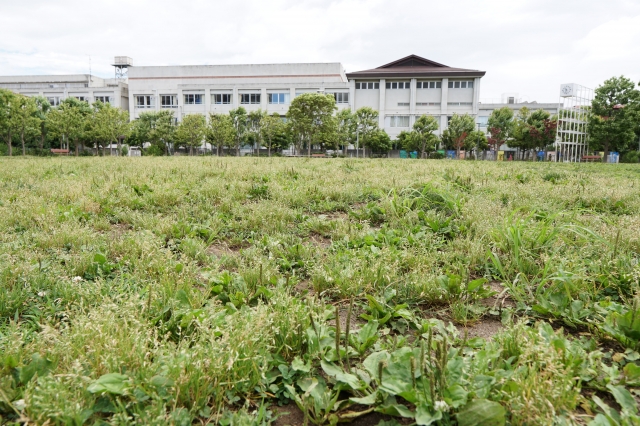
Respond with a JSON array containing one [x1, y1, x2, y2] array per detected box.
[[1, 0, 639, 102]]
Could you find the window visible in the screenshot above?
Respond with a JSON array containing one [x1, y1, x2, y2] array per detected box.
[[161, 95, 178, 108], [448, 81, 474, 89], [397, 102, 409, 106], [508, 97, 515, 104], [417, 81, 442, 89], [240, 93, 261, 104], [268, 93, 290, 104], [184, 94, 203, 105], [476, 116, 489, 127], [389, 116, 410, 127], [136, 95, 154, 108], [356, 82, 379, 90], [213, 94, 232, 104], [416, 102, 440, 106], [95, 96, 112, 104], [47, 97, 61, 106], [385, 81, 410, 89], [332, 92, 349, 104], [447, 102, 473, 106]]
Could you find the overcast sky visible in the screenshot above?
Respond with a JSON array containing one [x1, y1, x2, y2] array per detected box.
[[1, 0, 639, 102]]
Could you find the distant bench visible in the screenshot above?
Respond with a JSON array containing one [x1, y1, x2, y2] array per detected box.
[[50, 149, 70, 156], [311, 154, 326, 158], [582, 155, 601, 162]]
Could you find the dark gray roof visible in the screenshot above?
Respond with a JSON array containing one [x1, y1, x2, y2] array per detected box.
[[345, 54, 485, 79]]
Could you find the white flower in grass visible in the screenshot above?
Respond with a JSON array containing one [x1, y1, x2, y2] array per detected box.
[[37, 291, 46, 297], [434, 400, 450, 412], [72, 276, 83, 282]]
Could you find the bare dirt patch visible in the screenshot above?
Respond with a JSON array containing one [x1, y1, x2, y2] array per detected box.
[[482, 281, 516, 310], [293, 280, 316, 297], [327, 303, 366, 331], [457, 317, 505, 340], [207, 242, 243, 258], [308, 234, 332, 248]]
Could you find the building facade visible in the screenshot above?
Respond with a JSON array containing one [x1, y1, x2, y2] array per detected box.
[[127, 62, 351, 121], [345, 55, 485, 138], [0, 74, 129, 111]]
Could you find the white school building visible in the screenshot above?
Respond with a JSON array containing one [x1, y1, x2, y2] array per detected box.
[[126, 54, 486, 139]]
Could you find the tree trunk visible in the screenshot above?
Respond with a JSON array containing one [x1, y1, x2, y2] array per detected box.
[[40, 123, 45, 152], [21, 130, 25, 156], [75, 138, 79, 156], [603, 140, 610, 163], [7, 130, 12, 156], [308, 136, 311, 157], [217, 145, 220, 157], [117, 137, 121, 156]]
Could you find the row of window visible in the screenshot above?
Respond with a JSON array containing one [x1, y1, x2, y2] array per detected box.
[[137, 92, 349, 108], [448, 81, 474, 89], [396, 102, 443, 106], [46, 96, 113, 106], [357, 81, 471, 90]]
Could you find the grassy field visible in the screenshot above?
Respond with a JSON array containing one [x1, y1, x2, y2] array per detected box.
[[0, 157, 639, 425]]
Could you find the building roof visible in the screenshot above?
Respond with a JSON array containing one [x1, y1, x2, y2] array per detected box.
[[345, 54, 486, 79]]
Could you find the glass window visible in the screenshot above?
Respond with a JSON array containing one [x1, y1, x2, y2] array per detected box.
[[356, 83, 361, 89], [448, 82, 453, 88], [468, 81, 474, 89], [460, 82, 467, 88], [375, 82, 379, 89], [436, 82, 441, 88], [392, 82, 397, 89], [268, 93, 290, 104], [390, 116, 410, 127], [213, 94, 231, 104], [455, 82, 461, 88], [136, 95, 154, 108], [333, 93, 349, 104], [161, 95, 177, 107], [184, 94, 203, 105], [241, 93, 261, 104], [386, 82, 391, 89], [416, 82, 422, 89]]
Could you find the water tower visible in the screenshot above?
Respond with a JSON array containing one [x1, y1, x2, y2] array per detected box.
[[112, 56, 133, 80]]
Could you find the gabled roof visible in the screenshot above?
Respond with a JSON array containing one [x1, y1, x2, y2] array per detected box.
[[345, 54, 485, 79]]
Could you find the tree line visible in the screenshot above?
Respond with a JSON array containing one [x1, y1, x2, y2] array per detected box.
[[1, 76, 639, 161]]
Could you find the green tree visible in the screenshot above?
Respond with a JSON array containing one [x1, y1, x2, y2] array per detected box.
[[405, 114, 439, 158], [46, 98, 91, 155], [464, 130, 489, 158], [487, 107, 514, 160], [354, 107, 379, 157], [336, 109, 356, 155], [175, 114, 206, 155], [589, 76, 640, 162], [367, 130, 392, 154], [130, 110, 176, 155], [446, 113, 476, 159], [248, 110, 267, 155], [15, 96, 39, 155], [33, 96, 52, 152], [260, 113, 287, 157], [229, 107, 248, 157], [207, 113, 235, 156], [286, 93, 337, 157], [91, 102, 130, 156], [0, 90, 18, 156]]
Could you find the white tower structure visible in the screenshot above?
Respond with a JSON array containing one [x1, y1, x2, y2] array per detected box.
[[112, 56, 133, 80], [554, 83, 593, 162]]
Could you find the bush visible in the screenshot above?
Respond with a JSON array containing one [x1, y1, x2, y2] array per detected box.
[[144, 145, 165, 156], [429, 152, 445, 159], [0, 144, 8, 156], [620, 151, 640, 163], [121, 146, 129, 157]]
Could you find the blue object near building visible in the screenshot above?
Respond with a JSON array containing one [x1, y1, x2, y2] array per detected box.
[[446, 150, 456, 159], [399, 150, 408, 158], [410, 151, 418, 159]]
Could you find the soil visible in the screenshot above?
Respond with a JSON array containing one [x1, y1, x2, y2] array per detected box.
[[293, 280, 316, 297], [271, 403, 412, 426], [327, 303, 366, 331], [482, 281, 516, 310], [316, 211, 349, 221], [308, 234, 332, 248], [207, 242, 242, 257], [457, 317, 505, 340]]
